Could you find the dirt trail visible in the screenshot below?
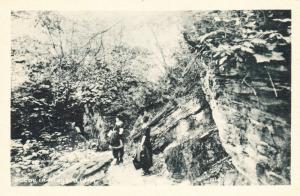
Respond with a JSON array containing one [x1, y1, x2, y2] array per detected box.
[[105, 156, 176, 186], [11, 144, 190, 186]]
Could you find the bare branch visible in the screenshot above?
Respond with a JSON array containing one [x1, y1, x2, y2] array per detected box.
[[43, 21, 60, 56], [77, 47, 91, 65], [149, 25, 168, 68], [182, 53, 202, 76], [76, 20, 122, 65], [241, 72, 260, 104], [264, 65, 278, 97], [70, 22, 75, 65], [58, 30, 65, 57], [11, 11, 31, 20], [94, 35, 104, 57], [80, 20, 123, 50]]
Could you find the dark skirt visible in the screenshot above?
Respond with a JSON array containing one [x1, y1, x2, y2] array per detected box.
[[141, 142, 153, 169]]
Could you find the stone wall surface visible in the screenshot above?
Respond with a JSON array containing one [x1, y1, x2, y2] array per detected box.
[[130, 94, 250, 184], [180, 10, 292, 185], [199, 62, 291, 184], [164, 130, 228, 182]]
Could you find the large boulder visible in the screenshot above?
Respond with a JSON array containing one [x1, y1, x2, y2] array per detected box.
[[45, 151, 113, 186], [164, 130, 228, 181]]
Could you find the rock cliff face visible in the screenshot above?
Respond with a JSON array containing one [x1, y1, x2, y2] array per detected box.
[[198, 60, 290, 185], [164, 130, 227, 182], [80, 60, 290, 185], [131, 58, 290, 185], [130, 92, 250, 185], [179, 10, 291, 185]]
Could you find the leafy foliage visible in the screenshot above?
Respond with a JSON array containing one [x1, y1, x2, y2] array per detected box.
[[156, 41, 206, 103], [183, 10, 291, 81], [11, 11, 159, 142]]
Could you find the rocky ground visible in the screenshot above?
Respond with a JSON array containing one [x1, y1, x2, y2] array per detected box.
[[11, 128, 250, 186], [11, 140, 186, 186]]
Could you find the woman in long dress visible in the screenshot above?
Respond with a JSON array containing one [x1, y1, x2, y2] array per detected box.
[[139, 116, 153, 175]]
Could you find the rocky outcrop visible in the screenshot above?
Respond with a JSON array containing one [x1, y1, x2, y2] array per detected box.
[[192, 156, 250, 185], [130, 96, 215, 151], [198, 61, 291, 185], [164, 130, 227, 180], [150, 97, 207, 154], [83, 105, 109, 150], [131, 59, 290, 185], [130, 95, 243, 184], [11, 149, 113, 186], [180, 10, 291, 185], [45, 151, 112, 185]]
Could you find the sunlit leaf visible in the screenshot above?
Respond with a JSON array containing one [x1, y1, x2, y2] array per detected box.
[[254, 52, 285, 63], [251, 38, 267, 45], [219, 56, 228, 65]]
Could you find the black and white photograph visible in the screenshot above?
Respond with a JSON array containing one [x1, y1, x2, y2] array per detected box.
[[10, 9, 291, 186]]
